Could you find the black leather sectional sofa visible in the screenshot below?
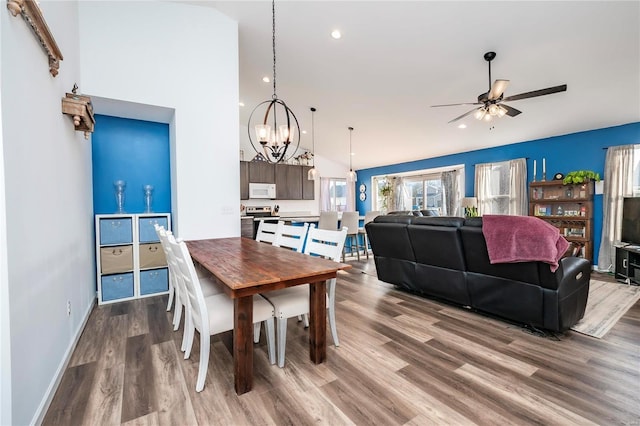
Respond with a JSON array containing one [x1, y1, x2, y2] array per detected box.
[[365, 215, 591, 332]]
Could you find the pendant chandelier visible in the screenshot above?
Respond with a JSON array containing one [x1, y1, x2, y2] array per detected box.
[[247, 0, 300, 164], [307, 107, 318, 180], [347, 126, 357, 182]]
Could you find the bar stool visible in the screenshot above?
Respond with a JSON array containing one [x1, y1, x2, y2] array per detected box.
[[340, 211, 361, 261], [358, 211, 380, 259]]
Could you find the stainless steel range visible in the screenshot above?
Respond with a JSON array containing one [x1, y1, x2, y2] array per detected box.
[[245, 206, 279, 238], [245, 205, 277, 218]]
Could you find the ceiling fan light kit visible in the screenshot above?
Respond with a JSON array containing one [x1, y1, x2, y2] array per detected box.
[[432, 51, 567, 124]]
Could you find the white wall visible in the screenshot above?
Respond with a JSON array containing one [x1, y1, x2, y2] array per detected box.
[[78, 2, 240, 240], [1, 2, 95, 424]]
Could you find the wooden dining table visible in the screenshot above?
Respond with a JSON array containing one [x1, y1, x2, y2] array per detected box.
[[185, 237, 351, 394]]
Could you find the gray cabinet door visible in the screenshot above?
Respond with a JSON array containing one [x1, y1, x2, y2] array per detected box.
[[248, 161, 275, 183], [240, 161, 249, 200], [276, 164, 302, 200], [301, 166, 315, 200]]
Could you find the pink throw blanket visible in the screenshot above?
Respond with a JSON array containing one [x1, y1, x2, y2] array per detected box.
[[482, 215, 569, 272]]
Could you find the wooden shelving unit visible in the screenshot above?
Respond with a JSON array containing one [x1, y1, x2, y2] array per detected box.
[[529, 180, 594, 262]]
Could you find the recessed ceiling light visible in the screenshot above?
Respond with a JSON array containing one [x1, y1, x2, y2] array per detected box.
[[239, 102, 245, 107], [262, 76, 270, 83], [302, 130, 307, 134], [458, 124, 467, 129], [331, 30, 341, 39]]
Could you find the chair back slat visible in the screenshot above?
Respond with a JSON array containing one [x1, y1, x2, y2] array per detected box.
[[256, 220, 280, 244], [168, 235, 208, 336], [304, 227, 348, 262], [274, 222, 310, 252]]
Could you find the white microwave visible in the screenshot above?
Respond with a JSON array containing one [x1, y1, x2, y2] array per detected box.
[[249, 183, 276, 199]]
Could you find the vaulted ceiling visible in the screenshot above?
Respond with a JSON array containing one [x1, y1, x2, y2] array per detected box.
[[211, 1, 640, 170]]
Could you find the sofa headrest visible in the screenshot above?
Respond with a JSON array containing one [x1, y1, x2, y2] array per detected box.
[[373, 215, 414, 224], [420, 209, 440, 217], [463, 217, 483, 228], [387, 210, 423, 216], [412, 217, 465, 228]]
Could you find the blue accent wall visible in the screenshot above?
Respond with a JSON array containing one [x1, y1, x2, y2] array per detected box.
[[92, 115, 171, 214], [355, 122, 640, 264]]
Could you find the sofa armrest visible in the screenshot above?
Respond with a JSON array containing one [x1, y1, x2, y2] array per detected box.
[[554, 256, 591, 297]]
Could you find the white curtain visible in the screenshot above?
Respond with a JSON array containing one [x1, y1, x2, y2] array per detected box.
[[372, 176, 380, 210], [475, 158, 527, 216], [441, 169, 461, 216], [346, 180, 355, 212], [475, 163, 493, 215], [319, 177, 331, 211], [597, 145, 636, 271], [509, 158, 528, 215], [394, 177, 410, 211]]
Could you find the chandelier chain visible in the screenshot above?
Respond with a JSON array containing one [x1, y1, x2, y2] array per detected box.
[[271, 0, 277, 99]]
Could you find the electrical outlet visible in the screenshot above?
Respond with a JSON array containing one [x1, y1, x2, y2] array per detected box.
[[67, 300, 71, 316]]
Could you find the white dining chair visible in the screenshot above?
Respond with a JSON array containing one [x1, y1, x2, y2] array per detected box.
[[273, 221, 310, 252], [357, 211, 380, 259], [168, 235, 276, 392], [255, 219, 280, 244], [259, 226, 347, 367], [317, 211, 339, 231], [155, 223, 177, 313], [254, 221, 312, 342], [155, 225, 223, 337], [340, 211, 361, 261]]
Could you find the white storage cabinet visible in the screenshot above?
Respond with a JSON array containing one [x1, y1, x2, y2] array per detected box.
[[95, 213, 171, 304]]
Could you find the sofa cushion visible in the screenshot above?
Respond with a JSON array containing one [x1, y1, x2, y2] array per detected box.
[[460, 222, 540, 286], [366, 220, 416, 289], [408, 218, 466, 270]]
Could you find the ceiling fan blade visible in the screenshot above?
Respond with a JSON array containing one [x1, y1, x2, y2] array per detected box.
[[448, 108, 480, 124], [502, 84, 567, 102], [488, 79, 510, 100], [501, 104, 522, 117], [431, 102, 481, 108]]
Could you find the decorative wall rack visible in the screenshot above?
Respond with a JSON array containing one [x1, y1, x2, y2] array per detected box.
[[7, 0, 63, 77], [62, 85, 95, 139]]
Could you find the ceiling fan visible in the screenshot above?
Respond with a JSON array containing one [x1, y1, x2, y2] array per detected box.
[[432, 51, 567, 123]]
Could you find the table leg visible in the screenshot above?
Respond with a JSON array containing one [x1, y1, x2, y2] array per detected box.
[[234, 295, 253, 394], [309, 280, 327, 364]]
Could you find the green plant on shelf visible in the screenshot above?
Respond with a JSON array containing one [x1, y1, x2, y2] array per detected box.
[[562, 170, 600, 185]]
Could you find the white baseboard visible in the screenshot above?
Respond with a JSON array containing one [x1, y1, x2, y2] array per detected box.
[[31, 299, 95, 426]]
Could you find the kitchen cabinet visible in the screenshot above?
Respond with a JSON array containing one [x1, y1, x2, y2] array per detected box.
[[248, 161, 275, 184], [276, 163, 302, 200], [240, 161, 315, 200], [241, 216, 254, 239], [302, 166, 315, 200], [240, 161, 249, 200]]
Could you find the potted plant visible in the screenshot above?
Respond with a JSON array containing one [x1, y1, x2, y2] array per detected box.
[[379, 179, 393, 213], [563, 170, 600, 185]]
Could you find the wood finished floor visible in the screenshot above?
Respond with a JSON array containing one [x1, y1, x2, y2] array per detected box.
[[43, 260, 640, 425]]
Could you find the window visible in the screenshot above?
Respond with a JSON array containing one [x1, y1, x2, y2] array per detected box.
[[328, 178, 347, 212], [372, 167, 463, 215], [475, 158, 527, 216], [403, 176, 444, 213]]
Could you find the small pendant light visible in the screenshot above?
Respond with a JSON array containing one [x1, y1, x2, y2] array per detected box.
[[347, 126, 357, 182], [307, 107, 318, 180]]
